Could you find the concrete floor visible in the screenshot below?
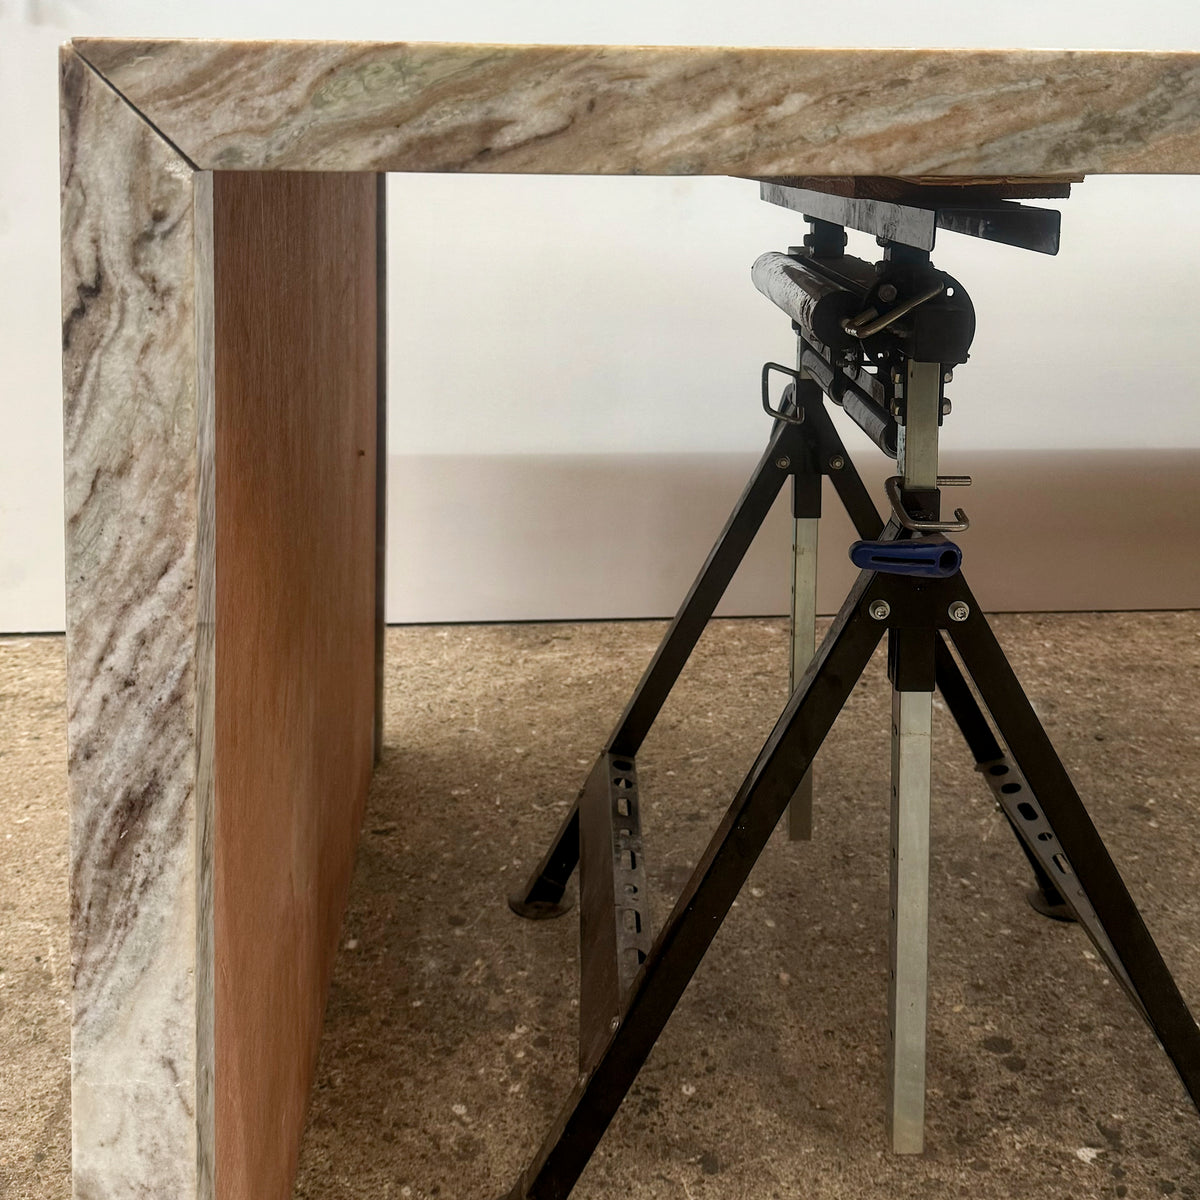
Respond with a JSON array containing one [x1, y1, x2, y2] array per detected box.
[[2, 615, 1200, 1199]]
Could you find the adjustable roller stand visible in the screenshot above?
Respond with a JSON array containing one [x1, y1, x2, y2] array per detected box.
[[499, 182, 1200, 1200]]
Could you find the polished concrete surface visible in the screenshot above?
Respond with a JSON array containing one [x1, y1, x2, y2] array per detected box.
[[3, 615, 1199, 1199]]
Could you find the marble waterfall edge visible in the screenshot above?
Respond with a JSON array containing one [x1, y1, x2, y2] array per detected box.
[[60, 47, 213, 1198]]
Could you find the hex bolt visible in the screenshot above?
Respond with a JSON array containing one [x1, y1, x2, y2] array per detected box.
[[869, 599, 891, 621], [948, 601, 970, 622], [775, 457, 791, 470], [829, 455, 845, 471]]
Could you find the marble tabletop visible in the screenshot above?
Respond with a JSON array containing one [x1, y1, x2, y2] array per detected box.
[[71, 39, 1200, 176]]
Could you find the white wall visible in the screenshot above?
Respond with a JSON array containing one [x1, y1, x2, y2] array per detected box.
[[388, 172, 1200, 457], [4, 0, 1200, 630]]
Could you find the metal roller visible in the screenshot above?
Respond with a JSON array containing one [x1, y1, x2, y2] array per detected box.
[[750, 251, 860, 350], [798, 347, 898, 458]]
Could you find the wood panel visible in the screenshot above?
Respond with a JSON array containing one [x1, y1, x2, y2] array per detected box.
[[212, 171, 378, 1200], [754, 175, 1081, 202]]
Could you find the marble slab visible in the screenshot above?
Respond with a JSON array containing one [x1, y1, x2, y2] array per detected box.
[[60, 46, 214, 1198], [73, 40, 1200, 176], [58, 36, 1200, 1200]]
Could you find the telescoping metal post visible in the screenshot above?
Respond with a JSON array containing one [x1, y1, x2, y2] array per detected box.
[[780, 221, 851, 844], [788, 345, 819, 840], [886, 358, 942, 1153]]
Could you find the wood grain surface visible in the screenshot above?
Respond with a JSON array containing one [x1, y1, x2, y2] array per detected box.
[[212, 170, 378, 1200], [755, 175, 1081, 202]]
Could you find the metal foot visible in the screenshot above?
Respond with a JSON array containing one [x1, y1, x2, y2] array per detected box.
[[1025, 887, 1076, 923], [507, 891, 574, 920]]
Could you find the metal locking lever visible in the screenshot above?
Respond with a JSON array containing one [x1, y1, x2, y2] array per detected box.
[[884, 475, 971, 533], [849, 535, 962, 578]]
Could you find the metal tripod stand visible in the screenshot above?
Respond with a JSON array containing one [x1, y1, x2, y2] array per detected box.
[[499, 182, 1200, 1200]]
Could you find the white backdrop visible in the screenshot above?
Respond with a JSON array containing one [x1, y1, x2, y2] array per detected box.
[[4, 0, 1200, 629]]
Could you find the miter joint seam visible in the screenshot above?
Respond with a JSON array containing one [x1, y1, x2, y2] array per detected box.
[[68, 42, 201, 172]]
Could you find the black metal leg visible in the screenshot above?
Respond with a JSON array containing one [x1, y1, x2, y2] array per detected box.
[[946, 585, 1200, 1109], [510, 413, 809, 914], [809, 402, 886, 541], [607, 412, 809, 758], [505, 571, 888, 1200], [508, 801, 580, 919], [932, 632, 1073, 916]]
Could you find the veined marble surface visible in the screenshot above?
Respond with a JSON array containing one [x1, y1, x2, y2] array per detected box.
[[60, 48, 212, 1198], [73, 39, 1200, 176]]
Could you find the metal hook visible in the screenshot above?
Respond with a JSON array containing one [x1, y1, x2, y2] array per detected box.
[[760, 362, 806, 424]]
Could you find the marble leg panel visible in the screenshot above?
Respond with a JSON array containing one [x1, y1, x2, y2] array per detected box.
[[61, 46, 216, 1200], [62, 47, 381, 1198]]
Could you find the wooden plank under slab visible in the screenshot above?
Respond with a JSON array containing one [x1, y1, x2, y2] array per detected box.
[[212, 171, 378, 1200], [753, 175, 1081, 202]]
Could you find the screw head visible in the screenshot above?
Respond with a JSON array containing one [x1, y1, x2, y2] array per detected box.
[[949, 601, 970, 622], [941, 399, 953, 416], [869, 599, 891, 621], [609, 1016, 621, 1032], [828, 455, 845, 471], [943, 370, 954, 384], [775, 457, 791, 470], [878, 283, 898, 303]]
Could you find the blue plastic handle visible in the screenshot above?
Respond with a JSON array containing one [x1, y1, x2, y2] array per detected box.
[[849, 538, 962, 578]]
